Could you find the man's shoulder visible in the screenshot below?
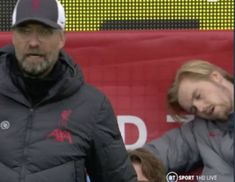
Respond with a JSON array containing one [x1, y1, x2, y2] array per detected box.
[[79, 83, 107, 102], [185, 117, 229, 134], [181, 117, 210, 132]]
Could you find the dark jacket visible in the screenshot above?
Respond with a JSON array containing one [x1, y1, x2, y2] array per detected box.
[[0, 45, 137, 182]]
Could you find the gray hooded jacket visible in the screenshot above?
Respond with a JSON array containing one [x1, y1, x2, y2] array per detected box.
[[145, 116, 234, 182]]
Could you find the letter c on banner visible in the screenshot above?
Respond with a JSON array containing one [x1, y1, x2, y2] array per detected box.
[[117, 115, 147, 150]]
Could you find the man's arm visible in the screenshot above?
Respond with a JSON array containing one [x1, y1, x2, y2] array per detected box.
[[86, 96, 137, 182], [144, 120, 202, 172]]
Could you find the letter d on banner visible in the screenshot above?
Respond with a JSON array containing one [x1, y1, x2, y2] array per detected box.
[[117, 115, 147, 150]]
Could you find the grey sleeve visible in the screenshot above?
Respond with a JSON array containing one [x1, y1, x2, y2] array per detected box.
[[87, 97, 137, 182], [144, 121, 202, 172]]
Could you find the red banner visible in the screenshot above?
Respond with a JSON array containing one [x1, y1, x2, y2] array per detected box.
[[0, 30, 233, 149]]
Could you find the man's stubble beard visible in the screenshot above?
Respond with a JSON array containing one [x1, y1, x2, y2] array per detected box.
[[18, 57, 57, 78]]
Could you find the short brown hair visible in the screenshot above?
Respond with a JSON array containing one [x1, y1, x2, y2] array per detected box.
[[128, 148, 166, 182], [167, 60, 233, 121]]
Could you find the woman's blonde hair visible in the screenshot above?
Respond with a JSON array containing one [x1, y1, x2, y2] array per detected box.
[[167, 60, 233, 122]]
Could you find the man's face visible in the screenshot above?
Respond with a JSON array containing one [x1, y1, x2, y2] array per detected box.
[[12, 22, 65, 78], [178, 73, 233, 121]]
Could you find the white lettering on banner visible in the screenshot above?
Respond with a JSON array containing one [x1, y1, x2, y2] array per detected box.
[[117, 115, 147, 150]]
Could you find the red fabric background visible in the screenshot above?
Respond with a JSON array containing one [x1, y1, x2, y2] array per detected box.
[[0, 30, 233, 146]]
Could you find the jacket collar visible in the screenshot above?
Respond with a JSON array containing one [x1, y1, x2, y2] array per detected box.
[[0, 44, 84, 107]]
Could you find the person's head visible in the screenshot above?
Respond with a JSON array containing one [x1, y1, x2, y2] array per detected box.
[[168, 60, 234, 121], [11, 0, 66, 78], [128, 148, 166, 182]]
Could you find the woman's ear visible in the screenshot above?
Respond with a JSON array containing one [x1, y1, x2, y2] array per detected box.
[[209, 71, 224, 83]]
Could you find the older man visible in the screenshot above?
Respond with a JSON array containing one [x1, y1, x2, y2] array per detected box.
[[0, 0, 137, 181]]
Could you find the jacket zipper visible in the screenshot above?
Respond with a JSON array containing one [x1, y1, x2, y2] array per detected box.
[[19, 108, 34, 182]]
